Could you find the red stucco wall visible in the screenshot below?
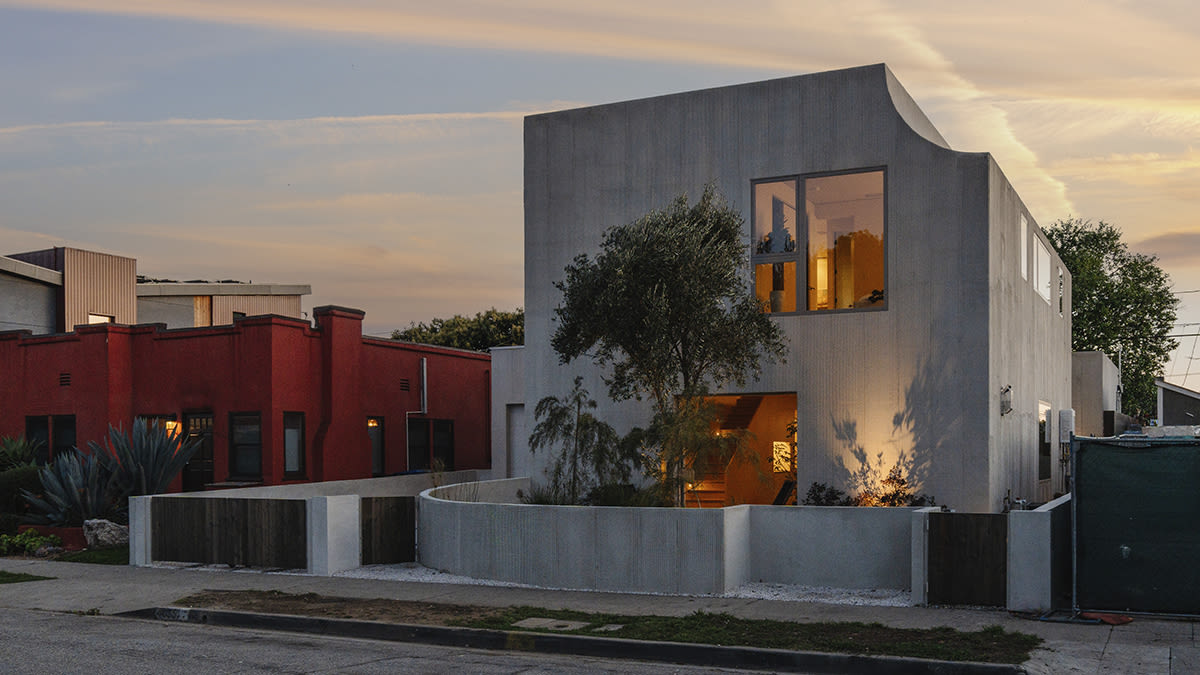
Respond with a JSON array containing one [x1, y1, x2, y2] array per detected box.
[[0, 306, 491, 490]]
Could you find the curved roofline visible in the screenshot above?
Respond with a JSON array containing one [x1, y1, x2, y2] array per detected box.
[[882, 65, 951, 150]]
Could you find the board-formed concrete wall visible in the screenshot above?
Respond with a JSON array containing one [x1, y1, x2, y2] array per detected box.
[[521, 63, 1072, 513], [747, 505, 914, 589], [418, 480, 915, 594]]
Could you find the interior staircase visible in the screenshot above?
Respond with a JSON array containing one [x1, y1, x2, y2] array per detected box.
[[683, 395, 766, 507], [685, 477, 728, 508]]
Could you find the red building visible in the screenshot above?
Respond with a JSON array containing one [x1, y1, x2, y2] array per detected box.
[[0, 305, 490, 490]]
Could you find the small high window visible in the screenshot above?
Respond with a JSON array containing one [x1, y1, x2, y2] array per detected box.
[[1038, 401, 1052, 481], [1020, 214, 1028, 280], [752, 169, 885, 313], [1034, 238, 1052, 302]]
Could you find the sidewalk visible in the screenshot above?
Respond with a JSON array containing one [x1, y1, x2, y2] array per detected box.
[[1, 557, 1194, 674]]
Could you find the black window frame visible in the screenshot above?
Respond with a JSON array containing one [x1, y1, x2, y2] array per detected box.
[[407, 418, 454, 472], [228, 412, 263, 481], [283, 411, 305, 478], [750, 167, 888, 315], [25, 414, 75, 465]]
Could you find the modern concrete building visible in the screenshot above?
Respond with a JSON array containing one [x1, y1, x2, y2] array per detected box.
[[1, 247, 136, 333], [1072, 351, 1128, 437], [136, 281, 311, 329], [0, 246, 311, 333], [506, 64, 1072, 512]]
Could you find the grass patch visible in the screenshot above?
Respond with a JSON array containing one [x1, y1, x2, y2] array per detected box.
[[57, 545, 128, 565], [177, 590, 1041, 665], [0, 570, 54, 584], [458, 606, 1041, 664]]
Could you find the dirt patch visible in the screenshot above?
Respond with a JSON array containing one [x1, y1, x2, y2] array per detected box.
[[176, 590, 500, 626]]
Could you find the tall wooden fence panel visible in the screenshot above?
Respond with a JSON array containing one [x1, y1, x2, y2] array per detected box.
[[927, 512, 1007, 606], [361, 496, 416, 564], [151, 497, 307, 569]]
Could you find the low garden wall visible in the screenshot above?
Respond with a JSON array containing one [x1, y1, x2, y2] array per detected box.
[[130, 471, 475, 575], [418, 479, 915, 595]]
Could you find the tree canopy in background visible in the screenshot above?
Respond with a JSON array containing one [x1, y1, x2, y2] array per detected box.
[[551, 185, 787, 503], [1043, 218, 1179, 419], [391, 308, 523, 352]]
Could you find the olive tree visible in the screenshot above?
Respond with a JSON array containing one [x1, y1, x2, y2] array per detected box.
[[551, 185, 787, 503]]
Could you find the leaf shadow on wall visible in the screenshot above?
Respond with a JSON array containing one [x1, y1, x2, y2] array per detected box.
[[828, 351, 963, 507]]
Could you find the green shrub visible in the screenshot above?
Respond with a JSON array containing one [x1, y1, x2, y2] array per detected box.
[[0, 513, 20, 536], [0, 436, 40, 471], [0, 464, 43, 514], [802, 482, 852, 506], [0, 528, 61, 555]]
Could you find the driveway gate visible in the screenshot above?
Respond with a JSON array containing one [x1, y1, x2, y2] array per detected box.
[[926, 512, 1007, 606], [1074, 437, 1200, 615]]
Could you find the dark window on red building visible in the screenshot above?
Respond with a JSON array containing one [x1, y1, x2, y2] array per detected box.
[[25, 415, 75, 465], [284, 412, 304, 478], [433, 420, 454, 471], [407, 418, 454, 472], [229, 412, 262, 480]]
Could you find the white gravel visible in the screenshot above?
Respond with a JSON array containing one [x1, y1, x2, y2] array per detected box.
[[333, 563, 911, 606]]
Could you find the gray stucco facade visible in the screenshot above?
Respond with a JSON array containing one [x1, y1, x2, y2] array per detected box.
[[520, 64, 1071, 512], [0, 255, 60, 334]]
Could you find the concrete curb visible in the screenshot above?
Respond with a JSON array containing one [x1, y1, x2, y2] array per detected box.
[[120, 606, 1025, 675]]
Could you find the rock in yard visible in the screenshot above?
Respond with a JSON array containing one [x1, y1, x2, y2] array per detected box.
[[83, 519, 129, 549]]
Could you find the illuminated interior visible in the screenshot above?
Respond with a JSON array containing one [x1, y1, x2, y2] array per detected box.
[[684, 393, 797, 507], [751, 170, 885, 313], [805, 171, 885, 310]]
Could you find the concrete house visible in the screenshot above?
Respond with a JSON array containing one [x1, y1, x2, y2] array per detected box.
[[0, 246, 312, 334], [502, 64, 1071, 512]]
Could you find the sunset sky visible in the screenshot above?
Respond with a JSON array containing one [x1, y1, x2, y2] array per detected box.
[[2, 2, 1198, 383]]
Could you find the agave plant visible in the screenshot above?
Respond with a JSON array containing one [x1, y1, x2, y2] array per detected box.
[[23, 418, 202, 526], [22, 449, 122, 526], [95, 418, 202, 499]]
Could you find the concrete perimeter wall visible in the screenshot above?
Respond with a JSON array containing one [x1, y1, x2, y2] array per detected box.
[[419, 480, 915, 595], [169, 470, 477, 499], [749, 506, 914, 589], [131, 472, 474, 575], [1007, 493, 1072, 612]]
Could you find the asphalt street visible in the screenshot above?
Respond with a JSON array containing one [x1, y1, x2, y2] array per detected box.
[[0, 607, 759, 675]]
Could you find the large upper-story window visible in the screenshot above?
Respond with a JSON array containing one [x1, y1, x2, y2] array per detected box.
[[752, 169, 885, 313]]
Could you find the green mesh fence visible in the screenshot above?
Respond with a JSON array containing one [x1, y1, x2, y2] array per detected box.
[[1074, 438, 1200, 615]]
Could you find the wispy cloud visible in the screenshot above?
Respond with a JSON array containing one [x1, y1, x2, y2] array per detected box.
[[1134, 232, 1200, 265], [0, 109, 527, 329]]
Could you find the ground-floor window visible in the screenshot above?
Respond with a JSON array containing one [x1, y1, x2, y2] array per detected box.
[[24, 415, 75, 465], [408, 418, 454, 472], [229, 412, 262, 480], [136, 414, 179, 437], [1038, 401, 1052, 481], [283, 412, 305, 477], [182, 412, 214, 492], [690, 394, 797, 507], [368, 416, 385, 476]]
